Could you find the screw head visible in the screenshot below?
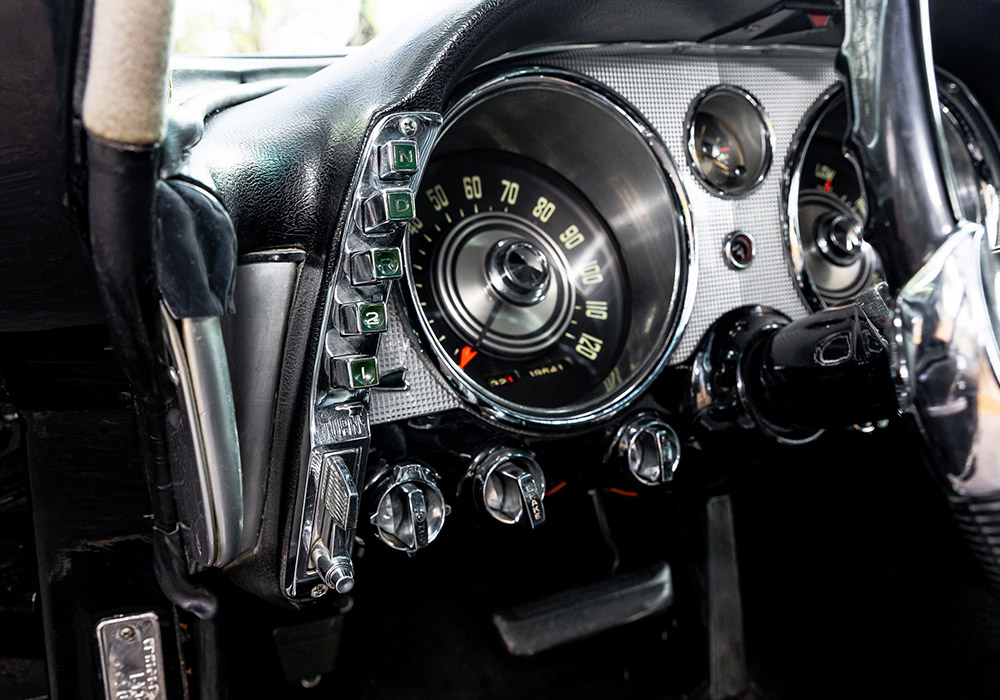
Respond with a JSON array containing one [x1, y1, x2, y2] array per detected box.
[[118, 626, 136, 641], [310, 583, 329, 599], [399, 117, 418, 136]]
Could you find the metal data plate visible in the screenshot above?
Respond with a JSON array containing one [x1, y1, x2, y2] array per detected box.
[[96, 612, 167, 700]]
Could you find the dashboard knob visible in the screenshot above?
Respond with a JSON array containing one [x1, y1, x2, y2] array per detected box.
[[367, 463, 449, 553], [612, 413, 681, 486], [469, 447, 546, 528], [311, 541, 355, 594]]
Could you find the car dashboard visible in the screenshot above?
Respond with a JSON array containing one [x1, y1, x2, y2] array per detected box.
[[5, 1, 1000, 698]]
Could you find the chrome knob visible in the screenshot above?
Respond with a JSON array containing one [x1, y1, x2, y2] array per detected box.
[[612, 413, 681, 486], [311, 541, 355, 594], [368, 463, 449, 553], [469, 447, 546, 528]]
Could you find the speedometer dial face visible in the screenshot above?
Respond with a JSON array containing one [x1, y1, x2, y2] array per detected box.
[[408, 151, 630, 412]]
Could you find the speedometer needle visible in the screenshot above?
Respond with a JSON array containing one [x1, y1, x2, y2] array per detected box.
[[457, 297, 505, 372]]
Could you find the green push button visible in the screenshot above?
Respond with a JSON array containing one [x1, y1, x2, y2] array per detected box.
[[391, 142, 418, 171], [348, 356, 379, 388], [358, 302, 387, 333], [386, 191, 414, 220], [372, 248, 402, 279]]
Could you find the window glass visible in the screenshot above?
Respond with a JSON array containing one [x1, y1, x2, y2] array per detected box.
[[172, 0, 448, 54]]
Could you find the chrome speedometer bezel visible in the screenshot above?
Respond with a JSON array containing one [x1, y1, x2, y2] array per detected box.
[[401, 70, 696, 431]]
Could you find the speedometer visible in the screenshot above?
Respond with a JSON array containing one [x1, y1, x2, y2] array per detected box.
[[410, 152, 628, 409], [403, 73, 693, 428]]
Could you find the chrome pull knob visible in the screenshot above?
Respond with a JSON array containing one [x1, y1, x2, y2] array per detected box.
[[470, 447, 546, 528], [311, 541, 355, 594], [368, 463, 448, 553], [611, 413, 681, 487], [305, 450, 360, 593]]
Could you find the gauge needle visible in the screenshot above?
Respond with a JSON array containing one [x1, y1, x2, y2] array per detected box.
[[824, 178, 834, 193], [473, 298, 504, 348], [459, 297, 504, 370]]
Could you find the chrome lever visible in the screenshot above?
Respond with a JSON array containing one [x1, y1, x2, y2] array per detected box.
[[401, 483, 430, 549], [467, 446, 547, 528], [501, 465, 546, 529]]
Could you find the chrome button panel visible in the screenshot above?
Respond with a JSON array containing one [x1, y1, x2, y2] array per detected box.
[[286, 112, 442, 600]]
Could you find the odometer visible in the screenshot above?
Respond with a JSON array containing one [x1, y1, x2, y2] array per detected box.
[[408, 152, 629, 410]]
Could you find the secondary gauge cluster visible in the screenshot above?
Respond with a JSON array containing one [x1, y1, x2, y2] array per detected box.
[[785, 73, 1000, 309], [404, 72, 694, 429]]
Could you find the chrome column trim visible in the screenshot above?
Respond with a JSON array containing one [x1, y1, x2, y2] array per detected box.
[[893, 223, 1000, 497], [162, 304, 244, 567]]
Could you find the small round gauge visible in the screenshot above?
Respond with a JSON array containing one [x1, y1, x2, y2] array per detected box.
[[409, 151, 628, 410], [786, 76, 1000, 310], [687, 85, 773, 197]]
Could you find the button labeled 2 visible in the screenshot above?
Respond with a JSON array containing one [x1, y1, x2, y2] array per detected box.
[[341, 301, 388, 335]]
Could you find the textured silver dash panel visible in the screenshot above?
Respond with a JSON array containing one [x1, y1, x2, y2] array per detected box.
[[543, 44, 838, 361], [371, 289, 462, 424], [371, 44, 839, 424]]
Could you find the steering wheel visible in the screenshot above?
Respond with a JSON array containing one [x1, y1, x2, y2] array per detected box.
[[842, 0, 1000, 581]]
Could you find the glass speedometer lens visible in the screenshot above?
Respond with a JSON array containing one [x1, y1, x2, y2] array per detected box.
[[409, 152, 629, 410]]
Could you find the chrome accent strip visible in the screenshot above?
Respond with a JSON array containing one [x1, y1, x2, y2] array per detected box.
[[162, 304, 243, 567], [96, 613, 167, 700]]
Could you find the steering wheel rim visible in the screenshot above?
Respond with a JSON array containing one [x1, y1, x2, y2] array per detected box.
[[842, 0, 1000, 570]]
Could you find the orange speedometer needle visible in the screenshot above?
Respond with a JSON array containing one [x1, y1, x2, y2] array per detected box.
[[459, 345, 478, 369], [823, 178, 833, 193]]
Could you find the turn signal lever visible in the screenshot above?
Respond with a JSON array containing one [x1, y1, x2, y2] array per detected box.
[[742, 295, 897, 437], [693, 293, 897, 441]]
